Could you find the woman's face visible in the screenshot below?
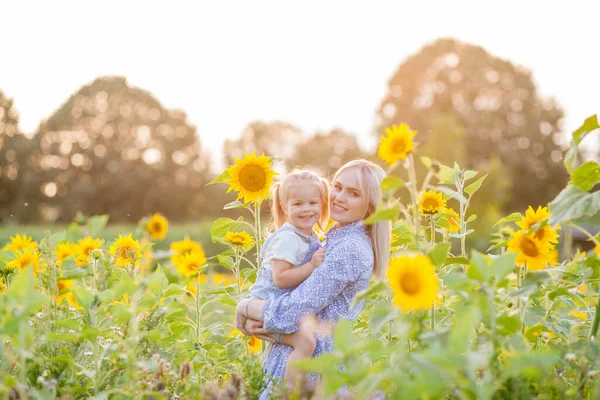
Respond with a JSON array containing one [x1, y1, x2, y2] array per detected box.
[[330, 168, 369, 226]]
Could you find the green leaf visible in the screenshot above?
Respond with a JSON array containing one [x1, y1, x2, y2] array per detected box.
[[464, 170, 478, 181], [444, 256, 470, 266], [421, 156, 432, 169], [494, 212, 523, 227], [210, 217, 252, 243], [217, 256, 234, 270], [466, 214, 477, 223], [87, 215, 109, 236], [428, 243, 451, 267], [438, 164, 458, 185], [548, 184, 600, 226], [207, 169, 231, 185], [71, 285, 95, 310], [381, 176, 405, 193], [363, 207, 399, 225], [334, 318, 354, 353], [564, 115, 599, 174], [467, 250, 490, 282], [223, 201, 246, 210], [60, 267, 89, 280], [504, 351, 559, 380], [464, 173, 488, 197], [429, 185, 467, 205], [50, 231, 67, 247], [497, 315, 522, 336], [449, 304, 480, 353], [164, 284, 187, 297], [491, 252, 517, 286], [571, 161, 600, 192]]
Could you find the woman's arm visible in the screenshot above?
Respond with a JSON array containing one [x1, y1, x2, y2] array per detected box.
[[262, 239, 372, 334]]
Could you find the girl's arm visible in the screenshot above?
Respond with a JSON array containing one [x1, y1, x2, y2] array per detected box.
[[272, 248, 325, 289]]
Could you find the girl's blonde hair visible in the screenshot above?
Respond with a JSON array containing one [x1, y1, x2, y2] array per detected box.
[[333, 159, 391, 281], [269, 169, 331, 232]]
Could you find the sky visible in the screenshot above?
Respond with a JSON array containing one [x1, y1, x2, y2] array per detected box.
[[2, 0, 600, 170]]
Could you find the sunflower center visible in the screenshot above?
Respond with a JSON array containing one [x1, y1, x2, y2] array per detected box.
[[534, 229, 545, 241], [423, 199, 439, 211], [239, 165, 267, 192], [400, 272, 421, 295], [521, 237, 540, 257], [153, 222, 163, 232], [187, 263, 198, 271], [391, 138, 406, 154]]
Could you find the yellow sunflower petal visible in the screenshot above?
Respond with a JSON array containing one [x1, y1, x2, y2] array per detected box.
[[387, 254, 438, 312], [377, 123, 416, 166], [225, 152, 277, 204]]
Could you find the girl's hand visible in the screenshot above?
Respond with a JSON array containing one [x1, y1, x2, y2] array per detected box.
[[310, 248, 326, 268]]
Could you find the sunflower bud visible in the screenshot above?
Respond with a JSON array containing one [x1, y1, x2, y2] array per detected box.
[[91, 249, 103, 260], [431, 160, 441, 173]]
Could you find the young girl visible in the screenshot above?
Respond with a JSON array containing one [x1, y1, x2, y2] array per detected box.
[[249, 169, 330, 386]]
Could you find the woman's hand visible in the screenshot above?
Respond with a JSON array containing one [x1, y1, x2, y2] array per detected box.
[[235, 299, 251, 335], [243, 319, 277, 343]]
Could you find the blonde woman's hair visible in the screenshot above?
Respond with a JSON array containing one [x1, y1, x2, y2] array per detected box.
[[333, 159, 391, 281], [269, 168, 331, 233]]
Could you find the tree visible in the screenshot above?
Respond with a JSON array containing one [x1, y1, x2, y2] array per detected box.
[[376, 38, 568, 211], [223, 121, 304, 167], [0, 91, 37, 223], [29, 76, 213, 222], [286, 128, 369, 177]]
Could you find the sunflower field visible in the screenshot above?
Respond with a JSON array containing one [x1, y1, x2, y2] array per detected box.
[[1, 115, 600, 399]]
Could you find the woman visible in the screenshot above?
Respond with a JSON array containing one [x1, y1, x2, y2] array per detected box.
[[235, 159, 391, 397]]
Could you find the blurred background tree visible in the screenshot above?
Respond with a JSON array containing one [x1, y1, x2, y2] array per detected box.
[[286, 128, 369, 178], [223, 121, 304, 167], [375, 38, 568, 213], [25, 76, 215, 223], [0, 91, 37, 223]]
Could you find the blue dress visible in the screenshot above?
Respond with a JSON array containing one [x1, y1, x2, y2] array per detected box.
[[259, 221, 374, 398], [250, 222, 321, 301]]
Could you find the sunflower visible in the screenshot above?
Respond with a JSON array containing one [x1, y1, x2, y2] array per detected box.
[[187, 275, 208, 296], [173, 251, 207, 277], [3, 234, 38, 252], [533, 225, 561, 245], [212, 273, 237, 286], [56, 242, 78, 267], [224, 231, 255, 251], [516, 206, 551, 230], [76, 237, 102, 267], [419, 190, 446, 215], [440, 207, 460, 233], [0, 281, 5, 292], [109, 234, 142, 268], [507, 231, 553, 271], [387, 254, 439, 312], [230, 329, 261, 354], [548, 248, 559, 265], [9, 249, 41, 277], [377, 123, 416, 166], [225, 152, 277, 204], [569, 311, 587, 322], [138, 238, 154, 275], [146, 213, 168, 240], [57, 279, 81, 309], [314, 219, 336, 242]]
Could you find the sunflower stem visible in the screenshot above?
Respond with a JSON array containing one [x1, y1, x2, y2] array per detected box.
[[195, 279, 202, 343], [407, 155, 420, 251], [590, 284, 600, 340], [430, 216, 435, 244]]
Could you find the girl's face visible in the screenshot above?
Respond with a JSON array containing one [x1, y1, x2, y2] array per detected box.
[[330, 168, 368, 226], [282, 181, 322, 235]]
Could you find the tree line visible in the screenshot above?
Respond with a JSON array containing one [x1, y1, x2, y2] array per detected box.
[[0, 39, 570, 225]]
